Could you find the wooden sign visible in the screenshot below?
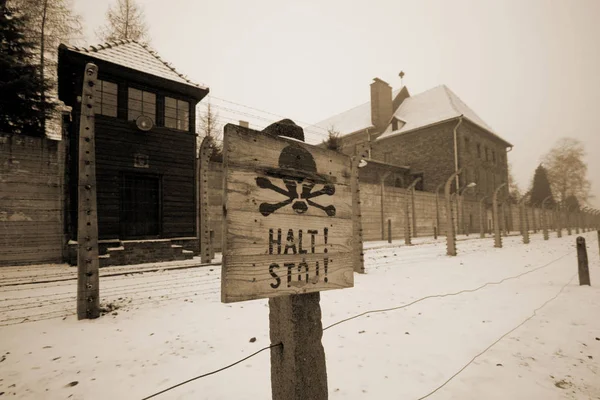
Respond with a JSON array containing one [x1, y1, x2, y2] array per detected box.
[[221, 124, 357, 303]]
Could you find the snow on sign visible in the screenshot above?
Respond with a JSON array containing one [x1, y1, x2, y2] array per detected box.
[[221, 123, 356, 303]]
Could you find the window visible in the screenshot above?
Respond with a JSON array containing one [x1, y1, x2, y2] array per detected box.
[[485, 147, 489, 161], [128, 88, 156, 123], [464, 137, 470, 153], [492, 150, 496, 164], [93, 80, 117, 117], [477, 143, 481, 158], [164, 97, 190, 131]]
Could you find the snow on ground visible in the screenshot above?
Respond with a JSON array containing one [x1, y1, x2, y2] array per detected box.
[[0, 231, 599, 399]]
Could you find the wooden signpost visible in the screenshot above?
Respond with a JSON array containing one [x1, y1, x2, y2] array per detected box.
[[221, 120, 361, 399], [77, 63, 100, 320], [221, 123, 357, 303]]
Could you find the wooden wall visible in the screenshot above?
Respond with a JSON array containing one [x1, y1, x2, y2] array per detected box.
[[0, 134, 65, 266], [68, 116, 197, 240]]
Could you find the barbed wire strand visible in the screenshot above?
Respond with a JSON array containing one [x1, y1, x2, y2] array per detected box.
[[323, 250, 574, 331], [416, 272, 577, 400], [140, 342, 282, 400]]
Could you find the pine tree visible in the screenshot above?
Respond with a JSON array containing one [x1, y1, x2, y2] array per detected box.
[[529, 164, 554, 207], [0, 2, 53, 136]]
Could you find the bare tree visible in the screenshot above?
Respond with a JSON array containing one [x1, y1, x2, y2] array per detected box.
[[8, 0, 82, 127], [96, 0, 149, 43], [197, 102, 222, 161], [542, 138, 592, 205]]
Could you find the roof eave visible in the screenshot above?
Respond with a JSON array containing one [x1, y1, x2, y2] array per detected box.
[[377, 116, 513, 148]]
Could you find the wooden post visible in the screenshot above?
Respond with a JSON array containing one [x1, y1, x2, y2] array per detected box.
[[199, 136, 213, 263], [493, 183, 506, 248], [387, 219, 392, 244], [77, 63, 100, 320], [445, 170, 461, 256], [576, 237, 591, 286], [270, 293, 328, 400]]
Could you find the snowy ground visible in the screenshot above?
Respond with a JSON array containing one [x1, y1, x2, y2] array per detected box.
[[1, 231, 599, 399]]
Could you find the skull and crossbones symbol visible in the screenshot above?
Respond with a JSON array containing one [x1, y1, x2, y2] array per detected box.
[[256, 145, 336, 217]]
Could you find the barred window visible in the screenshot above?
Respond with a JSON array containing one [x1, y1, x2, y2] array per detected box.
[[93, 80, 117, 117], [128, 88, 156, 123], [165, 97, 190, 131]]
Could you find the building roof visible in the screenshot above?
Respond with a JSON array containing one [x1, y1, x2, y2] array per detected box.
[[60, 40, 207, 90], [377, 85, 512, 146], [312, 88, 403, 135]]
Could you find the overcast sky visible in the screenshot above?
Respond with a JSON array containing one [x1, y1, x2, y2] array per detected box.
[[72, 0, 600, 206]]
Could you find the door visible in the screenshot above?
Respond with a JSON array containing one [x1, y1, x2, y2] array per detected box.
[[120, 173, 161, 238]]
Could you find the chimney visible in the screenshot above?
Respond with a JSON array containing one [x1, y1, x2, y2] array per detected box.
[[370, 78, 393, 130], [239, 120, 249, 128]]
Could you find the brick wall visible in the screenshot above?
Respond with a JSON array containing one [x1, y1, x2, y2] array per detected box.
[[370, 121, 456, 193], [0, 134, 66, 266]]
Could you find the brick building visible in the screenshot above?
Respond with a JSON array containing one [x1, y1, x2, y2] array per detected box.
[[315, 78, 513, 200]]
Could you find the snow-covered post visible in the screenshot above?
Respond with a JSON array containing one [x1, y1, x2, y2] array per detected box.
[[493, 183, 507, 248], [77, 63, 100, 320], [404, 177, 421, 245], [576, 237, 591, 286], [542, 195, 552, 241], [479, 196, 487, 239], [445, 169, 462, 256], [519, 194, 530, 244]]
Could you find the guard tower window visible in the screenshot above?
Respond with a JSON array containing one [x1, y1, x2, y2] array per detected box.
[[93, 80, 117, 117], [165, 97, 190, 131], [128, 88, 156, 123]]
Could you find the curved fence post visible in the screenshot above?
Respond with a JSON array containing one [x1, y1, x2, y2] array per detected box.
[[541, 196, 552, 240], [404, 177, 422, 245], [479, 196, 487, 239], [444, 169, 462, 256], [493, 183, 507, 248], [519, 194, 530, 244]]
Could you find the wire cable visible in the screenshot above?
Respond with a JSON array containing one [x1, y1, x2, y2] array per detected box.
[[416, 272, 577, 400], [140, 342, 282, 400], [323, 250, 574, 331]]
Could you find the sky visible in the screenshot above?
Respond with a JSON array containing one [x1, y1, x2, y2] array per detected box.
[[71, 0, 600, 206]]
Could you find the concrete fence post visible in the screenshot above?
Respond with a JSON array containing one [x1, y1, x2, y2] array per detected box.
[[556, 205, 562, 238], [567, 208, 572, 236], [435, 182, 444, 236], [388, 219, 392, 244], [493, 183, 507, 248], [379, 172, 391, 241], [445, 169, 462, 256], [479, 196, 487, 239], [541, 196, 552, 241], [576, 236, 591, 286], [519, 194, 530, 244], [404, 177, 422, 245]]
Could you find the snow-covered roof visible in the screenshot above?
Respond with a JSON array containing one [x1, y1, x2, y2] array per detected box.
[[313, 88, 403, 135], [60, 40, 207, 90], [377, 85, 511, 146]]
